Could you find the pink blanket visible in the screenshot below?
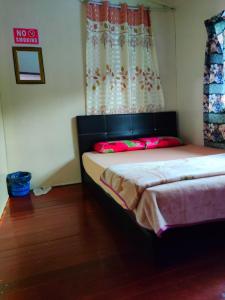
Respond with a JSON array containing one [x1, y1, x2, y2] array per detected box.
[[101, 154, 225, 235]]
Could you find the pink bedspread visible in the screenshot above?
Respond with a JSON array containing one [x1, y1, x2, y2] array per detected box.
[[101, 154, 225, 236]]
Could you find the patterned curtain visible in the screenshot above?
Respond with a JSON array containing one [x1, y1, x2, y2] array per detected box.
[[204, 11, 225, 148], [86, 1, 164, 115]]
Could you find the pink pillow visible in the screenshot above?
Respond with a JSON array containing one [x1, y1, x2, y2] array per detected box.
[[139, 136, 183, 149], [93, 140, 145, 153]]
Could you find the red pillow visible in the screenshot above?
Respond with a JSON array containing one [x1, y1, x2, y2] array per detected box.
[[139, 136, 183, 149], [93, 140, 145, 153]]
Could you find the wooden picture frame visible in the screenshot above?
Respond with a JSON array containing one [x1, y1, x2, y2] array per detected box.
[[12, 47, 45, 84]]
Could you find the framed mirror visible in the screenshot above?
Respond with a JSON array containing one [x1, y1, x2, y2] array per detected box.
[[12, 47, 45, 84]]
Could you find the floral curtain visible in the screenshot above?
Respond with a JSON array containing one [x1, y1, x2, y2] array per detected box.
[[204, 11, 225, 148], [86, 1, 164, 115]]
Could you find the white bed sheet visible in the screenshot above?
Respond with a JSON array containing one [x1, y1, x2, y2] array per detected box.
[[82, 144, 224, 209]]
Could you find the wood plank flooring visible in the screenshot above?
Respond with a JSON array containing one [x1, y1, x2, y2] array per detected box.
[[0, 184, 225, 299]]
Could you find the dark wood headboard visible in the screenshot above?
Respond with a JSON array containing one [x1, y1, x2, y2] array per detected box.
[[77, 111, 177, 182]]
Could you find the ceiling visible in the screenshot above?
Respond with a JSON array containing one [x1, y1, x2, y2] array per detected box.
[[154, 0, 185, 8]]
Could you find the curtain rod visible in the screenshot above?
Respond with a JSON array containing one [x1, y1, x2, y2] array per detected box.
[[79, 0, 175, 11]]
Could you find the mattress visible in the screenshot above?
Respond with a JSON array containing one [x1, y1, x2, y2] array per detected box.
[[82, 144, 224, 208]]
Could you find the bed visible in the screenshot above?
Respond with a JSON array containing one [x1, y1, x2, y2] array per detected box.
[[77, 112, 225, 236]]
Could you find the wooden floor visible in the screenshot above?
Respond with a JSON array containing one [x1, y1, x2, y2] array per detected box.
[[1, 184, 225, 300]]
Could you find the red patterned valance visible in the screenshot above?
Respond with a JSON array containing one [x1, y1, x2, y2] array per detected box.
[[87, 2, 151, 26]]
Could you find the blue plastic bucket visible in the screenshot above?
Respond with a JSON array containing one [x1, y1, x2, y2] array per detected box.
[[7, 171, 32, 197]]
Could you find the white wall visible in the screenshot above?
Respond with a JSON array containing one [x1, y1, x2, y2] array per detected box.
[[0, 103, 8, 217], [0, 0, 176, 187], [0, 0, 85, 187], [152, 9, 177, 111], [174, 0, 225, 144], [0, 1, 9, 216]]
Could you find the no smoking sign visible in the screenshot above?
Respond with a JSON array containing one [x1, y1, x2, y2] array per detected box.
[[13, 28, 39, 45]]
